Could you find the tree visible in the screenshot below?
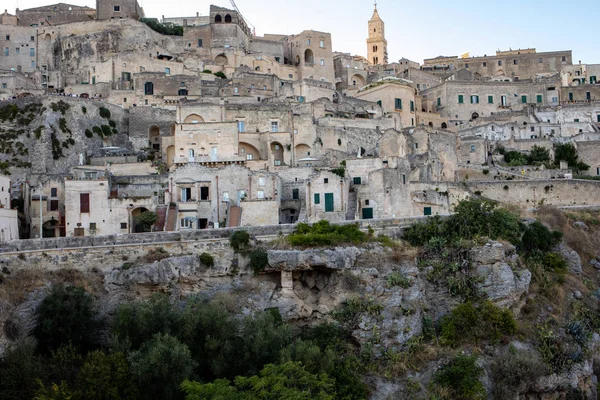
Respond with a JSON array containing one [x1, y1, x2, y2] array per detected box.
[[128, 333, 196, 400], [553, 143, 590, 172], [180, 362, 337, 400], [74, 351, 138, 400], [0, 339, 47, 400], [526, 145, 551, 165], [135, 211, 157, 232], [112, 293, 181, 350], [34, 285, 99, 353], [432, 355, 486, 400], [33, 382, 73, 400]]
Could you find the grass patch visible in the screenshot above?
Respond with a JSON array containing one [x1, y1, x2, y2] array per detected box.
[[287, 221, 365, 247]]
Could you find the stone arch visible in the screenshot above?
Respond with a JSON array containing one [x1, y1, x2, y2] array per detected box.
[[350, 74, 366, 87], [428, 122, 433, 128], [184, 114, 204, 123], [214, 14, 222, 23], [224, 14, 232, 23], [304, 49, 314, 65], [239, 142, 260, 160], [131, 207, 151, 233], [295, 55, 300, 65], [295, 143, 312, 160], [441, 122, 448, 129], [373, 45, 378, 52], [471, 112, 480, 120], [149, 125, 160, 150], [271, 141, 284, 166], [215, 54, 228, 66]]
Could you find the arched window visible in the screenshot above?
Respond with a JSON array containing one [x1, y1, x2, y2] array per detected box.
[[224, 14, 232, 23], [214, 14, 222, 23], [304, 49, 314, 65], [441, 122, 448, 129], [373, 45, 377, 52]]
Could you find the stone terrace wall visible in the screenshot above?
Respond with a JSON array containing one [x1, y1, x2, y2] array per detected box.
[[0, 216, 443, 254], [465, 179, 600, 207]]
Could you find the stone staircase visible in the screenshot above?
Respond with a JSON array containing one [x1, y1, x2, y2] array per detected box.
[[346, 190, 358, 220], [154, 205, 167, 231], [164, 204, 177, 231]]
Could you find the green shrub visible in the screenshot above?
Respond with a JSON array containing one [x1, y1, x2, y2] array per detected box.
[[491, 349, 548, 398], [101, 125, 112, 136], [287, 220, 365, 247], [99, 107, 111, 119], [199, 252, 215, 268], [521, 221, 562, 254], [33, 125, 44, 139], [140, 18, 183, 36], [386, 272, 412, 288], [542, 252, 567, 273], [33, 285, 99, 353], [202, 69, 212, 74], [108, 119, 116, 128], [92, 126, 102, 136], [249, 247, 269, 275], [230, 230, 250, 252], [431, 354, 486, 400], [81, 106, 87, 114], [85, 129, 93, 138], [440, 301, 517, 346], [332, 297, 383, 329], [58, 117, 71, 133], [482, 169, 489, 175], [214, 71, 227, 79]]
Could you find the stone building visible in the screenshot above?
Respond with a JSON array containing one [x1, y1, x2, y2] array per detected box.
[[0, 175, 19, 241], [96, 0, 144, 20], [366, 4, 387, 65], [306, 170, 349, 223], [333, 52, 369, 93], [354, 78, 415, 129], [283, 30, 335, 84], [162, 12, 209, 28], [29, 176, 66, 238], [16, 3, 95, 26], [0, 10, 18, 25], [577, 141, 600, 177], [0, 25, 38, 73], [423, 48, 572, 80]]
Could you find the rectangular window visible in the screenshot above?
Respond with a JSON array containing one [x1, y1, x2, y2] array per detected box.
[[395, 98, 402, 110], [80, 193, 90, 213], [377, 100, 382, 107], [271, 121, 278, 132], [470, 144, 476, 153], [402, 174, 406, 185], [237, 121, 245, 132], [165, 67, 170, 75], [458, 94, 464, 104], [498, 60, 502, 66], [597, 167, 600, 176], [521, 95, 527, 104], [538, 57, 543, 63], [324, 193, 334, 212], [197, 39, 203, 47], [597, 114, 600, 123], [15, 48, 20, 55], [482, 62, 487, 67], [292, 188, 299, 200], [254, 190, 263, 199], [590, 76, 597, 84], [307, 39, 311, 45], [488, 95, 493, 104], [410, 100, 414, 112], [1, 83, 6, 89], [30, 48, 35, 57], [49, 200, 59, 211], [320, 59, 325, 66], [51, 188, 58, 197], [586, 92, 591, 100], [144, 82, 154, 95], [574, 119, 580, 122], [120, 222, 127, 229], [3, 48, 7, 56], [470, 95, 479, 104], [536, 94, 543, 103], [569, 92, 573, 101], [89, 223, 96, 231], [74, 227, 84, 237], [5, 35, 9, 40], [31, 61, 35, 68], [424, 207, 432, 216], [114, 6, 120, 11], [513, 59, 518, 65], [324, 178, 329, 184], [200, 187, 209, 201], [353, 177, 362, 185], [437, 97, 441, 107], [319, 40, 325, 48], [314, 193, 320, 204]]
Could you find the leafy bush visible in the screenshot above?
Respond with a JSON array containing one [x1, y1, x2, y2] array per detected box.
[[202, 69, 212, 74], [34, 285, 99, 353], [140, 18, 183, 36], [542, 252, 567, 273], [491, 349, 548, 399], [249, 247, 269, 275], [521, 221, 563, 254], [84, 129, 93, 138], [134, 211, 157, 232], [440, 301, 517, 346], [199, 252, 215, 268], [332, 297, 383, 329], [108, 119, 116, 128], [554, 143, 589, 172], [504, 150, 528, 166], [49, 100, 70, 115], [431, 354, 486, 400], [229, 230, 250, 252], [386, 272, 412, 288], [92, 126, 102, 136], [101, 125, 112, 136], [214, 71, 227, 79], [98, 107, 111, 119], [81, 106, 87, 114], [287, 220, 365, 247]]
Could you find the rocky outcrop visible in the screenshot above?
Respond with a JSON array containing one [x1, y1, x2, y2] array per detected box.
[[472, 241, 531, 309], [554, 242, 583, 275], [267, 247, 362, 271]]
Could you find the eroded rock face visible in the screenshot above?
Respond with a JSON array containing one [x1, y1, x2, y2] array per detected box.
[[554, 242, 583, 275], [267, 247, 362, 271]]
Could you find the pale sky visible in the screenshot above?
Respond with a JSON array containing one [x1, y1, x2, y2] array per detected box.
[[8, 0, 600, 64]]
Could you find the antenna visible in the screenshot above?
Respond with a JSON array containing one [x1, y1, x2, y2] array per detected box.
[[229, 0, 255, 36]]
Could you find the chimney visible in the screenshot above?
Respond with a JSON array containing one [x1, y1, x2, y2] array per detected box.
[[196, 12, 199, 17]]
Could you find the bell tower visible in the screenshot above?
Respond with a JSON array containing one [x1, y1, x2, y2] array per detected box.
[[367, 2, 388, 65]]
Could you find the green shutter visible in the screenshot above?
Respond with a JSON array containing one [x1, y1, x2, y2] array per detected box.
[[424, 207, 432, 216], [569, 93, 573, 101], [437, 98, 441, 106], [377, 100, 382, 107], [597, 114, 600, 123], [488, 95, 493, 104], [521, 95, 527, 104], [353, 177, 362, 185], [395, 98, 402, 109], [458, 95, 464, 104], [314, 193, 320, 204], [536, 95, 542, 103], [362, 208, 373, 220], [324, 193, 334, 212], [410, 101, 414, 112]]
